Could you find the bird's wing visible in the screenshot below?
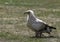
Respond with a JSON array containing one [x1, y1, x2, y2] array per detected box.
[[31, 18, 47, 31], [36, 18, 47, 24]]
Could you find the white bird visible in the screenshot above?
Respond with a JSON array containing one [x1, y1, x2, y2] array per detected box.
[[24, 10, 56, 37]]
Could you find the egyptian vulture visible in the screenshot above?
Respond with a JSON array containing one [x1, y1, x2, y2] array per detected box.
[[24, 10, 56, 37]]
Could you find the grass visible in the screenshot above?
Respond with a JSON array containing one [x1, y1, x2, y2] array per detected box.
[[0, 0, 59, 42]]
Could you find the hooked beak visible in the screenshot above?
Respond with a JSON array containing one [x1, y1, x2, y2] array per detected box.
[[24, 12, 27, 14], [24, 11, 30, 15], [24, 10, 30, 14], [24, 11, 28, 14]]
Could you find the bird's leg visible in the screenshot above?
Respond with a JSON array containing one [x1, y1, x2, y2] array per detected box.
[[35, 31, 42, 37], [39, 32, 42, 37], [35, 31, 39, 37], [35, 31, 40, 37]]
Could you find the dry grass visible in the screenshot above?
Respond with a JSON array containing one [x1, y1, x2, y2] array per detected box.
[[0, 0, 60, 42]]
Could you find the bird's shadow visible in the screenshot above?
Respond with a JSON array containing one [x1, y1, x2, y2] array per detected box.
[[30, 36, 60, 39]]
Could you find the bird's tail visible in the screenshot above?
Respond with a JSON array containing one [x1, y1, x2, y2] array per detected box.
[[45, 24, 56, 29], [48, 26, 56, 29]]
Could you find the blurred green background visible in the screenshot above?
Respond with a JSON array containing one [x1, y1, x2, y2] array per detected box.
[[0, 0, 59, 42]]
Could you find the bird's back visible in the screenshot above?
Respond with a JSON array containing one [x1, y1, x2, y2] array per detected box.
[[27, 18, 46, 31]]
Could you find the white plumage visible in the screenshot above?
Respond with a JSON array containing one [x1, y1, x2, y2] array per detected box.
[[24, 10, 56, 37], [24, 10, 46, 31]]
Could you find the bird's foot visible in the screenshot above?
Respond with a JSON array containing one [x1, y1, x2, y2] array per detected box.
[[35, 35, 42, 38], [49, 35, 54, 37]]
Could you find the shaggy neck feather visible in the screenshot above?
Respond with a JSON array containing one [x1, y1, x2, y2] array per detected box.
[[27, 13, 36, 21]]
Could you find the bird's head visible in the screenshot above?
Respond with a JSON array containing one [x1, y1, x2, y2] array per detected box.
[[24, 10, 34, 15]]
